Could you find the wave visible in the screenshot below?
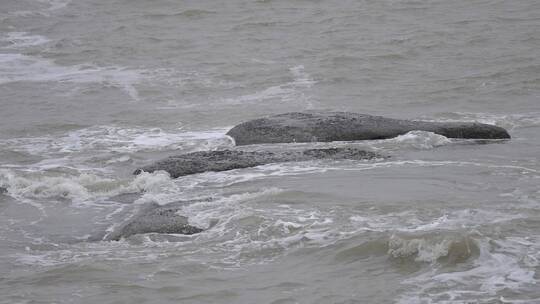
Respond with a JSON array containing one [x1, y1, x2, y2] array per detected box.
[[0, 32, 50, 49], [1, 126, 233, 157], [7, 170, 537, 304], [397, 235, 539, 303], [0, 31, 233, 103], [374, 131, 452, 150], [0, 169, 116, 202], [387, 233, 479, 263], [335, 232, 479, 265], [1, 127, 535, 206], [4, 152, 534, 206], [0, 169, 174, 204]]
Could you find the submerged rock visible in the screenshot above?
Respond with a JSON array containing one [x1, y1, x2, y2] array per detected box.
[[105, 203, 203, 241], [134, 147, 381, 178], [226, 112, 511, 145], [108, 192, 143, 204]]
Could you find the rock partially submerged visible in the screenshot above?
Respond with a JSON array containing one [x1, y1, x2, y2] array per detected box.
[[226, 112, 511, 145], [108, 192, 143, 204], [105, 202, 203, 241], [134, 147, 381, 178]]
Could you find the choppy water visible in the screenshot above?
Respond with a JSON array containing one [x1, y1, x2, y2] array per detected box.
[[1, 0, 540, 303]]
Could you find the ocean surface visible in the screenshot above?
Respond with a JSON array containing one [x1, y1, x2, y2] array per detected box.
[[1, 0, 540, 303]]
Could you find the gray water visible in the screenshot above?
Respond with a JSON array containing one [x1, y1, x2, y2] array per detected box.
[[1, 0, 540, 303]]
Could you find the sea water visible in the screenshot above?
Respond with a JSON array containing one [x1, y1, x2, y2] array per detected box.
[[1, 0, 539, 303]]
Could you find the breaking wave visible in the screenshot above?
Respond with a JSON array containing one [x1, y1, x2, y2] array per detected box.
[[379, 131, 452, 150], [1, 126, 233, 157]]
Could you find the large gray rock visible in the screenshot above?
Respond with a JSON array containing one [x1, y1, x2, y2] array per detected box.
[[134, 147, 381, 178], [226, 112, 511, 145], [105, 202, 203, 241]]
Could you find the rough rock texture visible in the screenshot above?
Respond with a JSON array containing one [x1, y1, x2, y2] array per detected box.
[[226, 112, 511, 145], [105, 203, 203, 241], [134, 148, 381, 178]]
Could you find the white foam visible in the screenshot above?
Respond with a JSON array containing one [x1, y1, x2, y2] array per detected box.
[[383, 131, 452, 150], [1, 126, 233, 156], [396, 235, 539, 303], [0, 32, 50, 49], [349, 207, 527, 236], [0, 53, 143, 100], [388, 234, 470, 263], [174, 188, 518, 268], [0, 169, 104, 202], [289, 65, 317, 88], [0, 49, 236, 102], [37, 0, 71, 11], [219, 65, 316, 107], [0, 167, 178, 204], [126, 171, 173, 194], [164, 187, 354, 265], [161, 161, 333, 194], [340, 159, 539, 174], [8, 173, 538, 299], [149, 158, 539, 198]]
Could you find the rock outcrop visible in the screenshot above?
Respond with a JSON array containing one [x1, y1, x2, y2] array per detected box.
[[121, 112, 511, 239], [105, 202, 203, 241], [134, 147, 381, 178], [226, 112, 511, 145], [120, 111, 511, 239]]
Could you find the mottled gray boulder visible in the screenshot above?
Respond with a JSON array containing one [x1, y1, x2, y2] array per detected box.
[[226, 112, 511, 145], [0, 187, 7, 195], [134, 148, 381, 178], [105, 203, 203, 241]]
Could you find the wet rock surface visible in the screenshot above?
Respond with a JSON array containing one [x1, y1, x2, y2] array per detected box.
[[226, 112, 511, 145], [105, 202, 203, 241], [134, 147, 382, 178]]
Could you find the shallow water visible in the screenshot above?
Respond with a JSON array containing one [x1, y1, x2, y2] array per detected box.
[[1, 0, 539, 303]]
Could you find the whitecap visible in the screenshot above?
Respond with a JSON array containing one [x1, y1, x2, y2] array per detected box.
[[1, 126, 233, 156], [396, 236, 539, 303], [387, 234, 476, 263], [0, 169, 103, 202], [382, 130, 452, 150], [0, 167, 177, 204], [126, 171, 174, 195]]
